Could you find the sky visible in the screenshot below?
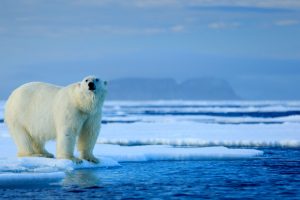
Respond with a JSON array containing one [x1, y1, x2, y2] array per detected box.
[[0, 0, 300, 100]]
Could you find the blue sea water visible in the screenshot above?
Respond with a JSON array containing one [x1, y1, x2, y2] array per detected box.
[[0, 148, 299, 199]]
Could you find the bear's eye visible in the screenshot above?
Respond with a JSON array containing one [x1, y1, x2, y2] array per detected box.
[[96, 78, 99, 82], [85, 80, 88, 82]]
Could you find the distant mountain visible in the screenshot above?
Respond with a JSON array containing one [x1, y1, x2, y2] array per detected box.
[[107, 77, 240, 100]]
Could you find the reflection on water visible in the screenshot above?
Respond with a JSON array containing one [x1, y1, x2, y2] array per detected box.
[[61, 170, 101, 188]]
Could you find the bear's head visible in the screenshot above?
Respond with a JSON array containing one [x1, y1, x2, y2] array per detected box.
[[76, 75, 107, 114], [81, 75, 107, 96]]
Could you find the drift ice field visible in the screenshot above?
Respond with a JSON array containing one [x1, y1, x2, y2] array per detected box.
[[0, 100, 299, 188]]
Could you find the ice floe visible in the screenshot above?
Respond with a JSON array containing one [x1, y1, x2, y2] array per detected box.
[[0, 137, 262, 186]]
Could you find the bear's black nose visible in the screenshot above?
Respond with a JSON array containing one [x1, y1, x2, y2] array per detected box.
[[88, 82, 95, 90]]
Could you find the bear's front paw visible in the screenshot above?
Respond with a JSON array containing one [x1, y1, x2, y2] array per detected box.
[[71, 157, 83, 164], [58, 155, 83, 164], [84, 156, 100, 164]]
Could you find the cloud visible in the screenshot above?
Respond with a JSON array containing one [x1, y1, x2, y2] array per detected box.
[[188, 0, 300, 9], [275, 19, 299, 26], [72, 0, 115, 6], [131, 0, 181, 8], [5, 25, 185, 38], [71, 0, 300, 9], [170, 25, 185, 32], [208, 22, 240, 29], [72, 0, 180, 7]]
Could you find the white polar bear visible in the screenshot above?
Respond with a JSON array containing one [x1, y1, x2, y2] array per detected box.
[[4, 76, 107, 163]]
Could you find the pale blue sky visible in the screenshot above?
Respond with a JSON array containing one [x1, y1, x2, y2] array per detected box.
[[0, 0, 300, 99]]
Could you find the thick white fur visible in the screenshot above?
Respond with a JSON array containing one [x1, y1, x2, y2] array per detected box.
[[4, 76, 107, 163]]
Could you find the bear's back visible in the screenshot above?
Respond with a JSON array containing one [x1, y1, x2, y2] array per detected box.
[[5, 82, 62, 139], [12, 82, 61, 102]]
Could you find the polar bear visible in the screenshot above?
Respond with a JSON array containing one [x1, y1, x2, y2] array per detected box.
[[4, 76, 107, 163]]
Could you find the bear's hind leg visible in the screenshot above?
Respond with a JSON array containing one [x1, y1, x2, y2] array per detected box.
[[31, 141, 54, 158], [9, 126, 36, 157]]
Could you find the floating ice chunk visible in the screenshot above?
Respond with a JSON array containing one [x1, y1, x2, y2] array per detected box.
[[0, 156, 120, 187], [98, 138, 300, 148], [0, 157, 120, 174], [94, 145, 263, 162], [0, 172, 65, 187], [0, 136, 263, 187], [99, 121, 300, 148]]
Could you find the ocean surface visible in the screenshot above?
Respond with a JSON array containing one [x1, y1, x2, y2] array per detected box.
[[0, 101, 300, 199], [0, 148, 299, 199]]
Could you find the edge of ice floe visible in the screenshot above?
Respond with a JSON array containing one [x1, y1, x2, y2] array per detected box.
[[98, 138, 300, 148]]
